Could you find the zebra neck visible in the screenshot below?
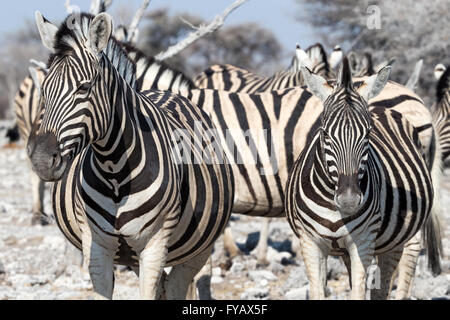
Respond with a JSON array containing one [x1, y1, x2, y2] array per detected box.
[[91, 56, 147, 170]]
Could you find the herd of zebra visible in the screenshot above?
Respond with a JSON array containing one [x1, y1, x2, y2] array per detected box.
[[3, 3, 450, 300]]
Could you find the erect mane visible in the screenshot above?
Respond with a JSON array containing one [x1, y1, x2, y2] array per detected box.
[[46, 13, 136, 88], [120, 41, 196, 89], [437, 65, 450, 102]]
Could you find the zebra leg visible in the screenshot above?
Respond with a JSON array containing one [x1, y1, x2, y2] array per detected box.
[[30, 169, 47, 226], [86, 241, 115, 300], [395, 234, 421, 299], [165, 246, 214, 300], [347, 241, 375, 300], [371, 246, 403, 300], [223, 223, 241, 258], [254, 218, 270, 264], [299, 234, 328, 300], [139, 226, 171, 300], [341, 254, 352, 289], [191, 255, 213, 300]]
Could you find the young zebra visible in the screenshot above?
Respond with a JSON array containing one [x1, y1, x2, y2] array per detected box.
[[432, 65, 450, 163], [285, 58, 440, 300], [28, 12, 234, 300], [13, 65, 49, 225]]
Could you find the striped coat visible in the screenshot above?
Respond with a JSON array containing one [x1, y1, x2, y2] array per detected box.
[[29, 12, 233, 300], [285, 60, 436, 300]]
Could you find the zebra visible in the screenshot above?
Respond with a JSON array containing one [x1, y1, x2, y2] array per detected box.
[[29, 12, 234, 300], [432, 65, 450, 163], [12, 65, 50, 225], [285, 57, 442, 300], [193, 43, 331, 93]]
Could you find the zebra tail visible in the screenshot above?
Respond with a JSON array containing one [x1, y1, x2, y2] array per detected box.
[[423, 127, 443, 276]]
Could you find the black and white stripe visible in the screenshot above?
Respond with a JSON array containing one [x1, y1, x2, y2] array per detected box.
[[433, 65, 450, 163], [12, 66, 50, 225], [28, 12, 233, 300], [285, 58, 439, 300], [193, 43, 331, 93]]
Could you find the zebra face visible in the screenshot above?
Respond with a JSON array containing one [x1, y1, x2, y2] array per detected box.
[[28, 55, 104, 181], [320, 98, 372, 214], [301, 56, 392, 215], [28, 12, 114, 182]]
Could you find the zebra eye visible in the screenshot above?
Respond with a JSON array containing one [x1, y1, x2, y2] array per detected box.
[[76, 82, 92, 94]]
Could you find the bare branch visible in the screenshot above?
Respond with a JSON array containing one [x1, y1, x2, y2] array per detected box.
[[179, 17, 200, 31], [90, 0, 113, 15], [127, 0, 152, 44], [155, 0, 248, 61]]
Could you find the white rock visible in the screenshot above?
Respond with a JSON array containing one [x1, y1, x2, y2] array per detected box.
[[212, 267, 222, 277], [285, 286, 309, 300], [229, 262, 245, 274], [211, 276, 223, 284], [248, 270, 277, 282]]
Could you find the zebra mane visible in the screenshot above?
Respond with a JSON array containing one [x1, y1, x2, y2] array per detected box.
[[47, 13, 136, 89], [437, 65, 450, 103], [120, 42, 196, 90]]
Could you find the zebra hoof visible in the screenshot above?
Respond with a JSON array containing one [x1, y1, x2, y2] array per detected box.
[[31, 212, 51, 226]]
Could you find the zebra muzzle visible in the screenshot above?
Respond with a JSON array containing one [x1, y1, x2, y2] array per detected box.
[[335, 174, 363, 214], [27, 132, 67, 182]]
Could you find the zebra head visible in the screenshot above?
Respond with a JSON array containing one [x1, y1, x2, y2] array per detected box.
[[28, 12, 116, 182], [301, 57, 391, 215]]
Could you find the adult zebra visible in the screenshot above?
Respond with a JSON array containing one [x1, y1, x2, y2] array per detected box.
[[285, 58, 440, 300], [28, 12, 234, 300], [13, 65, 49, 225], [193, 43, 332, 93]]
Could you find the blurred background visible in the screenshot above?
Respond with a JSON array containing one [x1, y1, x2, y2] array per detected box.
[[0, 0, 449, 119]]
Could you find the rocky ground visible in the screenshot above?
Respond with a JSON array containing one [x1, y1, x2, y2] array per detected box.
[[0, 124, 449, 300]]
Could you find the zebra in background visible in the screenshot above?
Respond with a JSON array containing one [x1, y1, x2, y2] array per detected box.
[[432, 65, 450, 164], [12, 65, 49, 225], [29, 12, 234, 300], [285, 58, 442, 300], [288, 43, 331, 78], [193, 43, 331, 93]]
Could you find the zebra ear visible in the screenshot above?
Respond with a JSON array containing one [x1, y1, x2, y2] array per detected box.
[[296, 47, 313, 69], [357, 66, 392, 102], [300, 66, 333, 102], [35, 11, 58, 53], [89, 13, 114, 54]]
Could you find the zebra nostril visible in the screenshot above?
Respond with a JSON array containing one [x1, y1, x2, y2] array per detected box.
[[51, 152, 60, 168]]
